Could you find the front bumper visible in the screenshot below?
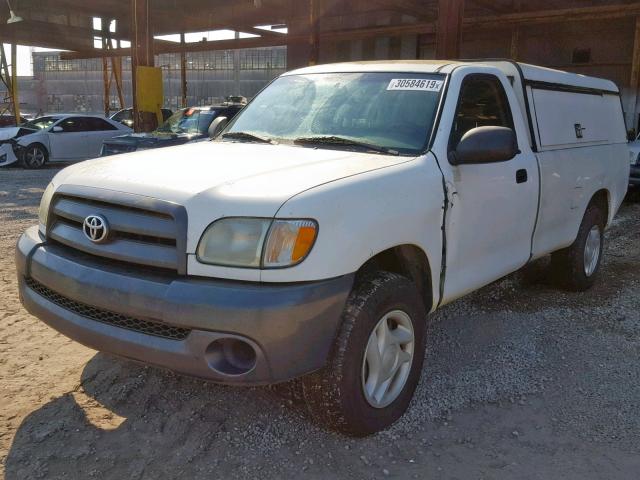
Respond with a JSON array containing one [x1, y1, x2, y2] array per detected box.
[[0, 143, 19, 167], [630, 165, 640, 186], [17, 226, 353, 384]]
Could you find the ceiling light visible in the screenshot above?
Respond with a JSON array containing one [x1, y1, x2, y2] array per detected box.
[[6, 0, 23, 24]]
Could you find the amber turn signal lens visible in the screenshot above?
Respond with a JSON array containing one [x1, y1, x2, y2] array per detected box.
[[263, 219, 318, 267], [292, 226, 317, 262]]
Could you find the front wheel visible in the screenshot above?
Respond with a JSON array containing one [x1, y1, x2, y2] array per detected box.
[[551, 203, 605, 291], [21, 144, 48, 169], [301, 271, 427, 436]]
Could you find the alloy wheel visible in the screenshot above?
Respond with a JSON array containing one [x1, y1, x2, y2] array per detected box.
[[361, 310, 415, 408], [583, 225, 601, 277]]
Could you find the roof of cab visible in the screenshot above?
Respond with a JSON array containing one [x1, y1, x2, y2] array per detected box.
[[287, 59, 619, 94]]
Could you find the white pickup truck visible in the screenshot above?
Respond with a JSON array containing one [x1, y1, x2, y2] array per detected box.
[[17, 60, 629, 435]]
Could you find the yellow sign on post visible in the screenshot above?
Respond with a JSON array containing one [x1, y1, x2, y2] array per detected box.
[[135, 66, 163, 131]]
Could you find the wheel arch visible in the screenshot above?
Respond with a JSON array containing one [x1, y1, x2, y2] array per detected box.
[[355, 244, 434, 313], [23, 141, 50, 159], [588, 188, 610, 227]]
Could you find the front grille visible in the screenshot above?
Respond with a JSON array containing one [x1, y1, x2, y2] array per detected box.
[[47, 193, 185, 273], [26, 277, 191, 341]]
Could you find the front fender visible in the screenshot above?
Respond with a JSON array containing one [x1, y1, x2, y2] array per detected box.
[[262, 153, 445, 304], [17, 133, 49, 150]]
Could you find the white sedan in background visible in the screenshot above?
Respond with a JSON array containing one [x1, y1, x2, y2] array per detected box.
[[0, 114, 132, 169]]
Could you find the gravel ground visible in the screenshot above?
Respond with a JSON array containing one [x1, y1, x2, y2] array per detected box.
[[1, 166, 639, 480]]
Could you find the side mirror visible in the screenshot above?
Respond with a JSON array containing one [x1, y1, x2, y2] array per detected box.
[[51, 126, 64, 133], [208, 116, 228, 139], [449, 126, 519, 165]]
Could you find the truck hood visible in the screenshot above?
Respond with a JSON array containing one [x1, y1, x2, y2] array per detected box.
[[52, 141, 413, 246], [104, 131, 201, 148]]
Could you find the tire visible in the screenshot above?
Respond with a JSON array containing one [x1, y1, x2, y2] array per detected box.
[[301, 271, 427, 436], [21, 144, 48, 169], [550, 203, 605, 291]]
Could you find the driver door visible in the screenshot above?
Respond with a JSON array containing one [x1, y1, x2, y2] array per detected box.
[[441, 73, 539, 302], [47, 117, 89, 160]]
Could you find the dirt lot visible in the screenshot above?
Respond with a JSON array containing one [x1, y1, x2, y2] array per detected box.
[[1, 166, 639, 480]]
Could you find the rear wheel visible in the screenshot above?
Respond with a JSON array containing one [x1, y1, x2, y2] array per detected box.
[[301, 271, 427, 436], [550, 203, 605, 291], [21, 144, 48, 169]]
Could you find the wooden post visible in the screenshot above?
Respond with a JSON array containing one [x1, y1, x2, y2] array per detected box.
[[631, 17, 640, 133], [510, 1, 522, 63], [112, 52, 125, 110], [102, 54, 110, 117], [180, 33, 187, 108], [309, 0, 320, 65], [10, 44, 20, 124], [510, 27, 519, 61], [131, 0, 155, 132], [233, 31, 240, 93], [435, 0, 464, 59]]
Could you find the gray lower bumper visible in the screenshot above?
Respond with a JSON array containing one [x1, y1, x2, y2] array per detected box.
[[630, 165, 640, 185], [17, 226, 354, 385]]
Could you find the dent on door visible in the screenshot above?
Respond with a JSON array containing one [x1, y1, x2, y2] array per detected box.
[[571, 177, 585, 210]]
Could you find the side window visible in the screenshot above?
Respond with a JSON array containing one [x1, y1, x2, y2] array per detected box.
[[449, 74, 514, 150], [58, 117, 89, 133], [87, 117, 118, 131], [112, 110, 131, 123]]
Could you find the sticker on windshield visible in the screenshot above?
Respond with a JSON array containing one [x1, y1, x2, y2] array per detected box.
[[387, 79, 443, 92]]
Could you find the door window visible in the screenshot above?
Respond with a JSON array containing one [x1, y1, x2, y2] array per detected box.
[[87, 117, 118, 131], [449, 74, 514, 150], [58, 117, 92, 132], [111, 109, 132, 123]]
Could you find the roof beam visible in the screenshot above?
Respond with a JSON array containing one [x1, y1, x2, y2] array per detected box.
[[464, 2, 640, 28], [469, 0, 512, 14], [61, 21, 437, 60]]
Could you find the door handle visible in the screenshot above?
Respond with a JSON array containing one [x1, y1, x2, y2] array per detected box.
[[516, 169, 528, 184]]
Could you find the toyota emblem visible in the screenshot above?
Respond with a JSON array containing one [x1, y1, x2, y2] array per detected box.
[[83, 214, 110, 243]]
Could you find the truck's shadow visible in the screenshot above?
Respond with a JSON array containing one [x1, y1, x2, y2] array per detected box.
[[4, 298, 552, 479], [4, 352, 313, 479]]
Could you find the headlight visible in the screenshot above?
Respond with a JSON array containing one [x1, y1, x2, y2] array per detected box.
[[197, 217, 318, 268], [38, 182, 56, 234]]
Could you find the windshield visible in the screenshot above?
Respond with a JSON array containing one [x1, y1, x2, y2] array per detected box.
[[22, 116, 60, 130], [225, 72, 444, 155], [156, 108, 217, 135]]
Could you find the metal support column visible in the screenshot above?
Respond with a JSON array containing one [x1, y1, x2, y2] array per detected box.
[[112, 51, 125, 111], [510, 28, 519, 61], [102, 56, 110, 117], [131, 0, 155, 132], [180, 33, 187, 108], [435, 0, 464, 59], [0, 44, 19, 125], [309, 0, 320, 65], [10, 44, 20, 124]]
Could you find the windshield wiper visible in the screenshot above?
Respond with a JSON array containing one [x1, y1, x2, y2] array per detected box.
[[293, 136, 399, 156], [221, 131, 274, 144]]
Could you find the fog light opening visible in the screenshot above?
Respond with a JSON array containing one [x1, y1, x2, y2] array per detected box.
[[205, 338, 257, 376]]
